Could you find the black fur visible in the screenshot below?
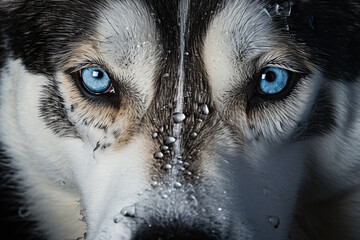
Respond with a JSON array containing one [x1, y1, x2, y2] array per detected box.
[[288, 0, 360, 81]]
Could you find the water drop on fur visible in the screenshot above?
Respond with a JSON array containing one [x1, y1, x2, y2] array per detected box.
[[164, 136, 176, 145], [59, 180, 66, 186], [174, 182, 182, 189], [268, 216, 280, 228], [173, 112, 186, 123], [121, 205, 136, 218], [160, 145, 169, 151], [154, 152, 164, 159], [151, 181, 159, 187], [18, 206, 30, 218], [198, 104, 209, 115], [113, 213, 123, 223], [190, 132, 198, 138], [152, 132, 158, 138], [162, 164, 172, 170], [184, 170, 192, 176]]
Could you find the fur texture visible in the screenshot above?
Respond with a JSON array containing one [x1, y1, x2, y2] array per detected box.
[[0, 0, 359, 239]]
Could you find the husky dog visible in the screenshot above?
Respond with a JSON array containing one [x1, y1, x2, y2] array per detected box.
[[0, 0, 359, 239]]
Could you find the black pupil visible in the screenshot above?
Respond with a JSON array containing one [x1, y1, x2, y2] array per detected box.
[[92, 70, 103, 79], [265, 71, 276, 82]]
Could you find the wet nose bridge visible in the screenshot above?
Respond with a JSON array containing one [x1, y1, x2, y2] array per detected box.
[[146, 0, 217, 182]]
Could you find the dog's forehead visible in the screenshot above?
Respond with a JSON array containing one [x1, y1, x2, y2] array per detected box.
[[95, 0, 274, 60], [92, 0, 279, 101]]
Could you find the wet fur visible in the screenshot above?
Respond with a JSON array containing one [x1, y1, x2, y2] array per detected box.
[[1, 0, 360, 239]]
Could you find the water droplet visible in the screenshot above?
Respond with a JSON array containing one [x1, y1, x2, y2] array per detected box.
[[18, 206, 30, 218], [154, 152, 164, 159], [179, 167, 185, 171], [148, 224, 152, 228], [164, 136, 176, 145], [183, 162, 190, 167], [121, 205, 136, 218], [160, 145, 169, 151], [196, 118, 203, 123], [268, 216, 280, 228], [59, 180, 66, 186], [162, 73, 170, 78], [177, 160, 183, 164], [159, 126, 164, 132], [218, 207, 223, 212], [174, 182, 182, 189], [198, 104, 209, 115], [151, 181, 159, 187], [161, 193, 169, 199], [113, 213, 123, 223], [184, 170, 192, 176], [152, 132, 158, 138], [190, 132, 198, 138], [162, 164, 172, 170], [184, 52, 189, 56], [173, 112, 186, 123]]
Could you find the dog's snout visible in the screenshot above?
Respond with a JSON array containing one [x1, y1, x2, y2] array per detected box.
[[133, 226, 219, 240]]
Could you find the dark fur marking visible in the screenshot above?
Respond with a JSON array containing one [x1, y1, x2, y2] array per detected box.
[[293, 89, 336, 139], [93, 142, 100, 152], [1, 1, 103, 75], [288, 0, 360, 81], [39, 76, 79, 138]]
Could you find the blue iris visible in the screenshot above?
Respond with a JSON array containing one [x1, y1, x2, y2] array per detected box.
[[81, 67, 111, 94], [259, 67, 289, 94]]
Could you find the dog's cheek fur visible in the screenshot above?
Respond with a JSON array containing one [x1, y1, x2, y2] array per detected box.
[[0, 59, 87, 239]]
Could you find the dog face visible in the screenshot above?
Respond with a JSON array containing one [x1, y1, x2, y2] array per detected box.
[[1, 0, 360, 239]]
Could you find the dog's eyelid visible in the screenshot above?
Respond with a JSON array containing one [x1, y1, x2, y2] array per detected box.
[[64, 56, 111, 74], [256, 52, 311, 75], [259, 62, 308, 75], [261, 64, 306, 74], [66, 64, 107, 75]]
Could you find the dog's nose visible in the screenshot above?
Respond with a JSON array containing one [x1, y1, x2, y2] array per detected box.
[[133, 226, 219, 240]]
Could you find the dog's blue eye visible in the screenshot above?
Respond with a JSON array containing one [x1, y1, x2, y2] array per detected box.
[[81, 67, 112, 94], [259, 67, 289, 94]]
